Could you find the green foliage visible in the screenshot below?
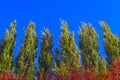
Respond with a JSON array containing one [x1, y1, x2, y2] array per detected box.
[[100, 21, 119, 64], [79, 23, 99, 72], [0, 21, 16, 74], [39, 28, 53, 77], [16, 22, 38, 79], [99, 57, 107, 73], [54, 61, 68, 78], [60, 20, 80, 68], [58, 20, 80, 77]]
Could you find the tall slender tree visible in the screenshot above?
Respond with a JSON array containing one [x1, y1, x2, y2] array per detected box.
[[16, 22, 38, 80], [57, 20, 80, 78], [39, 28, 53, 78], [79, 23, 99, 72], [60, 20, 80, 68], [100, 22, 119, 65], [0, 21, 16, 74]]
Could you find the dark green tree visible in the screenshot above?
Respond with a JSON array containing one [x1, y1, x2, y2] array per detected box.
[[0, 21, 16, 74], [0, 40, 4, 54], [0, 40, 4, 65], [79, 23, 99, 72], [100, 22, 119, 65], [119, 41, 120, 55], [39, 28, 53, 78], [16, 22, 38, 80], [54, 46, 60, 67]]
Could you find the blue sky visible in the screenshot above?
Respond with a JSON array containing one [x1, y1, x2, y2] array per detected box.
[[0, 0, 120, 58]]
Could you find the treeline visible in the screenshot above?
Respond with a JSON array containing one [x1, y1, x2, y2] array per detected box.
[[0, 20, 120, 80]]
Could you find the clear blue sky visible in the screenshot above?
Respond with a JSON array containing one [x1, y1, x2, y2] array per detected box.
[[0, 0, 120, 58]]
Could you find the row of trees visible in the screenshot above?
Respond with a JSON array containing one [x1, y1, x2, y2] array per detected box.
[[0, 20, 120, 80]]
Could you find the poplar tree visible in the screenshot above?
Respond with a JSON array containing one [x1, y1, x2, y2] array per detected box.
[[16, 22, 38, 80], [39, 28, 53, 78], [0, 21, 16, 74], [100, 22, 119, 64], [60, 20, 80, 68], [79, 23, 99, 72], [58, 20, 80, 78]]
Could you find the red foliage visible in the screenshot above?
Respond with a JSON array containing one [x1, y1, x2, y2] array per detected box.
[[0, 71, 15, 80], [39, 76, 43, 80], [70, 65, 96, 80], [108, 62, 120, 80], [17, 76, 25, 80], [0, 71, 25, 80]]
